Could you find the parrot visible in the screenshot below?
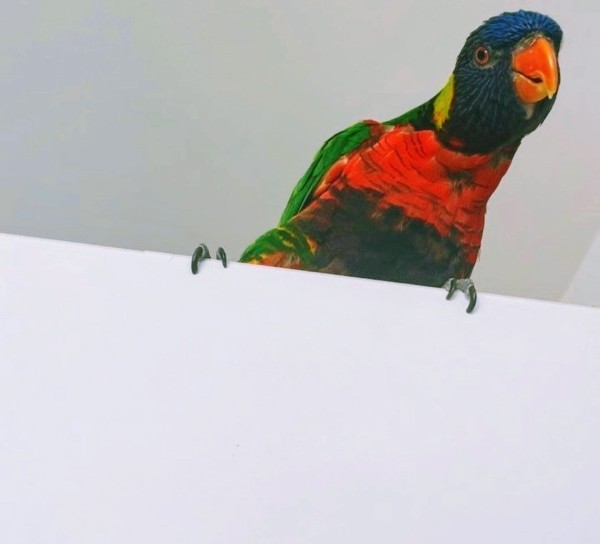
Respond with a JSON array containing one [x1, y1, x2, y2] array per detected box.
[[192, 10, 562, 313]]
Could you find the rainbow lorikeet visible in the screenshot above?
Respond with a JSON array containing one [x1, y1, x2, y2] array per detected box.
[[192, 10, 561, 312]]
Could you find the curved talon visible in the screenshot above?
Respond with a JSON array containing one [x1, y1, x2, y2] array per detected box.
[[191, 243, 211, 274], [445, 278, 457, 300], [216, 247, 228, 268], [444, 278, 478, 313], [466, 285, 477, 314]]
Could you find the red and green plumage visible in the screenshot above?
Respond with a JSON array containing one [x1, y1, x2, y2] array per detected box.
[[240, 11, 562, 289]]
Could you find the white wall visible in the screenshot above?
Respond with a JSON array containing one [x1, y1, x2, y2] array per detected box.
[[1, 0, 598, 302]]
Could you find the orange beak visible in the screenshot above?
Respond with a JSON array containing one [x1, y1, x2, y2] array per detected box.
[[512, 35, 559, 103]]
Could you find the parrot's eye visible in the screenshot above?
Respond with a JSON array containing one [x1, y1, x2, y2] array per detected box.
[[474, 46, 491, 66]]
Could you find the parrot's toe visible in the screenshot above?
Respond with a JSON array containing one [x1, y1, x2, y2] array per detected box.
[[191, 243, 211, 274], [216, 247, 228, 268], [191, 243, 228, 274], [443, 278, 477, 313]]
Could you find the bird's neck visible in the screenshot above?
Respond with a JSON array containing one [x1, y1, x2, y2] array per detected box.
[[386, 75, 524, 154]]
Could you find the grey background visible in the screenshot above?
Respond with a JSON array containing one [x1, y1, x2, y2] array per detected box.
[[1, 0, 598, 302]]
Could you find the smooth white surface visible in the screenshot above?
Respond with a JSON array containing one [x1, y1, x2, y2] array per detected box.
[[1, 233, 600, 543], [563, 230, 600, 307], [0, 0, 598, 303]]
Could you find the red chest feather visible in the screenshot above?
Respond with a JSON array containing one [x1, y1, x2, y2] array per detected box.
[[315, 124, 515, 265]]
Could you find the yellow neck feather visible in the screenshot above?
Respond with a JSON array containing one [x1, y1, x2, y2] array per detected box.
[[433, 75, 455, 130]]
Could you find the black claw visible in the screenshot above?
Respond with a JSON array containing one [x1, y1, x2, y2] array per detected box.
[[445, 278, 457, 300], [466, 285, 477, 314], [444, 278, 478, 313], [191, 243, 211, 274], [216, 247, 228, 268]]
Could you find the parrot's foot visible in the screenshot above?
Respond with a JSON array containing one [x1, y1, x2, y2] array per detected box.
[[443, 278, 477, 314], [191, 243, 228, 274]]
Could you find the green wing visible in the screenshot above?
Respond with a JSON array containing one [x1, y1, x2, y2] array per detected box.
[[238, 222, 314, 264], [277, 103, 430, 226], [277, 121, 374, 225]]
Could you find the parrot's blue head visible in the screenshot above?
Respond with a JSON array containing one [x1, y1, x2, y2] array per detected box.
[[438, 10, 562, 153]]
